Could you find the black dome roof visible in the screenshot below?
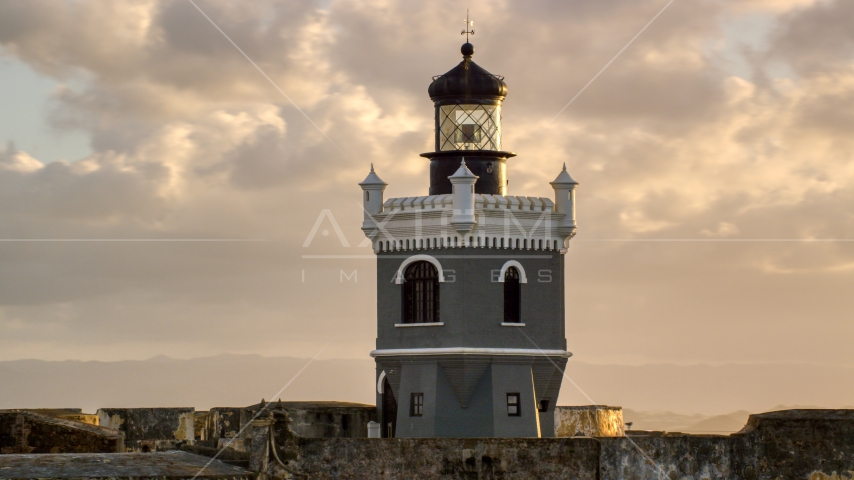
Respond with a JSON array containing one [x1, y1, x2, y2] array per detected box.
[[428, 44, 507, 102]]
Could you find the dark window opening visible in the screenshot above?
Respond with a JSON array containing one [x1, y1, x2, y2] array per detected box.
[[410, 393, 424, 417], [402, 261, 440, 323], [538, 399, 550, 413], [507, 393, 521, 417], [504, 267, 521, 323], [455, 124, 483, 144], [341, 414, 350, 432]]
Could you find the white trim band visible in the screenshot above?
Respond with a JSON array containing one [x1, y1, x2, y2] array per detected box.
[[395, 322, 444, 328], [498, 260, 528, 283], [394, 254, 446, 284], [377, 371, 386, 394], [501, 322, 526, 327], [370, 348, 572, 358]]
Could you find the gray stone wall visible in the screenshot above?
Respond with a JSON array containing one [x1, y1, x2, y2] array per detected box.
[[732, 410, 854, 480], [398, 362, 440, 438], [0, 451, 252, 479], [203, 407, 244, 443], [599, 434, 733, 479], [251, 408, 854, 479], [555, 405, 625, 437], [432, 360, 494, 438], [283, 403, 376, 438], [389, 360, 560, 439], [97, 407, 194, 451], [241, 401, 376, 439], [376, 248, 566, 351], [275, 437, 600, 480], [491, 363, 540, 438], [375, 247, 569, 439], [0, 410, 124, 454]]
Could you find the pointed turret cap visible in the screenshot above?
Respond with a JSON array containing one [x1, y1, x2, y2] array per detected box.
[[550, 163, 578, 186], [448, 159, 479, 181], [359, 163, 387, 187]]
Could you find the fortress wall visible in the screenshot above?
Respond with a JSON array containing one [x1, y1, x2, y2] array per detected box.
[[0, 410, 123, 454], [599, 434, 732, 480], [96, 407, 194, 452], [282, 437, 600, 480], [555, 405, 625, 437], [251, 409, 854, 480], [732, 410, 854, 480]]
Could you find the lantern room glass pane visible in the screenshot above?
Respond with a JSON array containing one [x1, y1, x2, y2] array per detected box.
[[438, 104, 501, 151]]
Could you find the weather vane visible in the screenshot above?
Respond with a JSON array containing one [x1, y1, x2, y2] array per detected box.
[[461, 9, 474, 41]]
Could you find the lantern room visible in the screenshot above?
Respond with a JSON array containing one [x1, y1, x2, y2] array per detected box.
[[422, 42, 516, 196]]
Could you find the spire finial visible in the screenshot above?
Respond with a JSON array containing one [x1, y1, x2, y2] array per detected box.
[[461, 10, 474, 42], [370, 163, 374, 172], [562, 163, 567, 171], [461, 157, 466, 166]]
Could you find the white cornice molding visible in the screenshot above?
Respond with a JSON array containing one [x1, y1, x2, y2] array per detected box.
[[370, 348, 572, 358], [364, 193, 575, 253]]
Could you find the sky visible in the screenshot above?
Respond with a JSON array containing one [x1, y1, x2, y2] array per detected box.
[[0, 0, 853, 379]]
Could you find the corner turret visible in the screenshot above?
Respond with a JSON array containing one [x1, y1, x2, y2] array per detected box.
[[550, 163, 578, 238], [359, 164, 388, 237]]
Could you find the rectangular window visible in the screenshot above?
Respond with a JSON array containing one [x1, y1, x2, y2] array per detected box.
[[410, 393, 424, 417], [507, 393, 521, 417], [538, 399, 550, 413]]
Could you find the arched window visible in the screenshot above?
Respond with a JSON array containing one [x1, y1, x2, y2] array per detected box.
[[504, 267, 521, 323], [403, 261, 440, 323]]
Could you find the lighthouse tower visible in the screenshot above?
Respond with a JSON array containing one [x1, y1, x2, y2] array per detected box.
[[359, 40, 578, 438]]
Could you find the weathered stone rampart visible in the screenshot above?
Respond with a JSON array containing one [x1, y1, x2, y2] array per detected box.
[[276, 437, 600, 480], [97, 407, 194, 452], [0, 451, 252, 479], [600, 433, 733, 479], [0, 410, 123, 454], [248, 409, 854, 479], [732, 410, 854, 480], [4, 407, 852, 478], [555, 405, 625, 437], [26, 408, 99, 426]]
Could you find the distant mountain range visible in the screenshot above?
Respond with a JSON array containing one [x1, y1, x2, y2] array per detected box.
[[621, 409, 752, 433], [1, 354, 850, 433]]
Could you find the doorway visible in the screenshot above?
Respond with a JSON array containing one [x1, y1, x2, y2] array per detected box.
[[381, 378, 397, 438]]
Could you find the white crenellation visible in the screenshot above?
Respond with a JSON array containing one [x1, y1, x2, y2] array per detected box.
[[364, 193, 574, 253], [550, 163, 579, 237]]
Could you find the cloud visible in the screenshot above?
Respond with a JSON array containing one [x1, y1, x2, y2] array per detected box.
[[0, 143, 43, 173], [0, 0, 852, 371], [701, 222, 740, 237], [769, 0, 854, 74]]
